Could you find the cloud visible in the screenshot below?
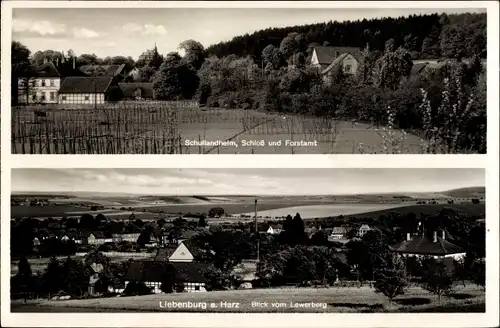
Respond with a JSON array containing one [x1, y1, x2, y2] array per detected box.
[[13, 19, 66, 36], [122, 22, 167, 36], [72, 27, 100, 39], [13, 18, 100, 39]]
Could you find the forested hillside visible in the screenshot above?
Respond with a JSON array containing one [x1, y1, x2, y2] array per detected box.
[[206, 12, 486, 61]]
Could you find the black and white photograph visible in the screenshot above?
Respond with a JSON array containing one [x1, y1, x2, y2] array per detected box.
[[9, 4, 488, 154], [9, 168, 486, 313]]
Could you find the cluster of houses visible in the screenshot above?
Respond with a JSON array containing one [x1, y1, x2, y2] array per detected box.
[[309, 45, 486, 86], [265, 223, 372, 242], [17, 53, 154, 105], [17, 43, 476, 106]]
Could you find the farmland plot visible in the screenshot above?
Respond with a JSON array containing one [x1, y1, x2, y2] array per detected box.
[[11, 102, 424, 154]]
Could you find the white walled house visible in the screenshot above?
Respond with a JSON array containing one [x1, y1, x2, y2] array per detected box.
[[310, 46, 362, 72], [17, 62, 61, 104], [266, 225, 283, 235], [168, 242, 195, 262], [58, 76, 115, 105], [321, 53, 361, 85]]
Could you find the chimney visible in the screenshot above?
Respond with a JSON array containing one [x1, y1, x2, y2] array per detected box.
[[433, 231, 438, 243], [441, 230, 445, 240], [406, 233, 411, 241]]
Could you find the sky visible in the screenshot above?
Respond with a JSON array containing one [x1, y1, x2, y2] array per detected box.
[[11, 168, 485, 196], [12, 7, 486, 59]]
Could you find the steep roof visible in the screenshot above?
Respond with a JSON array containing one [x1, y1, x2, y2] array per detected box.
[[359, 224, 371, 230], [313, 46, 363, 65], [78, 64, 125, 77], [154, 245, 178, 261], [124, 260, 209, 283], [389, 235, 464, 256], [410, 63, 428, 75], [82, 231, 106, 239], [58, 76, 114, 94], [118, 82, 153, 99]]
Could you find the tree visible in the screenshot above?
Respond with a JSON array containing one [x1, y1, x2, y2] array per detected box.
[[373, 257, 409, 303], [208, 207, 225, 218], [152, 52, 199, 100], [106, 86, 124, 102], [42, 257, 64, 298], [422, 260, 454, 301], [373, 46, 413, 90], [160, 265, 177, 293], [11, 41, 33, 105], [440, 24, 467, 60], [279, 32, 300, 59], [469, 259, 485, 289], [198, 215, 207, 227], [15, 257, 34, 302], [310, 230, 328, 246], [262, 44, 283, 70], [179, 39, 205, 70], [204, 265, 235, 291], [123, 281, 152, 296]]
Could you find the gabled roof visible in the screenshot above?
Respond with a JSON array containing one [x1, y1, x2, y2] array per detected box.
[[78, 64, 125, 77], [389, 235, 464, 256], [181, 239, 205, 258], [58, 77, 114, 94], [331, 227, 347, 234], [410, 63, 428, 75], [82, 231, 106, 239], [118, 82, 153, 99], [359, 224, 371, 230], [155, 245, 178, 261], [313, 46, 363, 65]]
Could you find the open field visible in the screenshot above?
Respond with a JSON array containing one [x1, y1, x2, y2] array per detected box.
[[11, 285, 485, 313], [11, 103, 424, 154], [11, 202, 485, 221]]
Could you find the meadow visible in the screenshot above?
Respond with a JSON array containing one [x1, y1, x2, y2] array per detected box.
[[11, 285, 485, 313], [11, 102, 424, 154]]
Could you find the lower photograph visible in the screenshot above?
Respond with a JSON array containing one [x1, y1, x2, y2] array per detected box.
[[9, 168, 486, 313]]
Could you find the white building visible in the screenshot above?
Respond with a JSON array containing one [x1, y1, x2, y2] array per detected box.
[[17, 62, 61, 104]]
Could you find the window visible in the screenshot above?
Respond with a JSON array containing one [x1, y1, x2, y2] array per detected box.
[[85, 95, 90, 101], [61, 96, 67, 101], [41, 93, 46, 101], [344, 65, 352, 73], [50, 92, 55, 101], [34, 80, 39, 87], [50, 79, 55, 87], [32, 94, 37, 101], [41, 80, 46, 87], [195, 286, 200, 291]]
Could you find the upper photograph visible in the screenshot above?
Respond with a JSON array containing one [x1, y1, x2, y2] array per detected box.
[[10, 6, 487, 154]]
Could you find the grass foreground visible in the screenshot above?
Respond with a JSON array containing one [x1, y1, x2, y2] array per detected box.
[[11, 285, 485, 313]]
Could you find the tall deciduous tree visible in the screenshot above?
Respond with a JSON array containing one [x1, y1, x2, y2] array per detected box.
[[373, 256, 409, 303]]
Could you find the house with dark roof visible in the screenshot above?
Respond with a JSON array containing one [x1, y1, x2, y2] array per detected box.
[[124, 260, 210, 293], [58, 76, 116, 104], [311, 46, 363, 72], [118, 82, 153, 100], [60, 231, 83, 244], [17, 62, 61, 104], [389, 230, 466, 260]]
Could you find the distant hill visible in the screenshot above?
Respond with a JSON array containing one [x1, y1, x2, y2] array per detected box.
[[442, 187, 485, 199], [206, 12, 486, 61]]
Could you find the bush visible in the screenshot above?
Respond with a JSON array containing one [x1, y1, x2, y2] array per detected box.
[[122, 281, 152, 296]]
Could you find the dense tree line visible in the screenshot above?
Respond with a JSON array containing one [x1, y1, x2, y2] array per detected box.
[[206, 13, 486, 61]]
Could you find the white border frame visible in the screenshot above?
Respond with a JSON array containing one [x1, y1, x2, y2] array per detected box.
[[1, 1, 499, 327]]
